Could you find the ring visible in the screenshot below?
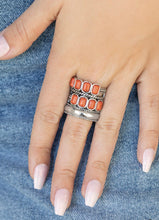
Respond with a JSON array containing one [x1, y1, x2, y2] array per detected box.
[[64, 76, 106, 122]]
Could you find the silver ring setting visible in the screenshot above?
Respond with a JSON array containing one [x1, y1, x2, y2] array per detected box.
[[64, 76, 106, 122]]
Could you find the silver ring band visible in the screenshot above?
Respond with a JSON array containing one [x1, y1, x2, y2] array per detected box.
[[64, 105, 100, 122]]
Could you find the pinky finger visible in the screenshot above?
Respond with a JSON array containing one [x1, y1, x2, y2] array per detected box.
[[137, 70, 159, 173]]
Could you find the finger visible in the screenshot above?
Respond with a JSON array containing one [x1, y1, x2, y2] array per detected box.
[[0, 0, 63, 59], [50, 115, 92, 216], [81, 75, 135, 207], [137, 70, 159, 173], [28, 49, 77, 189]]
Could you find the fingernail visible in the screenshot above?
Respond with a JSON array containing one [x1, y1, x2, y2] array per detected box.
[[0, 35, 10, 57], [85, 180, 101, 207], [34, 164, 48, 190], [142, 148, 155, 173], [54, 188, 70, 216]]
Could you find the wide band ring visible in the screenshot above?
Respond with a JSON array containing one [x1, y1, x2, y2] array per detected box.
[[64, 76, 106, 122]]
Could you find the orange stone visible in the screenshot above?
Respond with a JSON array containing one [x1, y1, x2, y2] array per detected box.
[[96, 101, 103, 111], [79, 97, 87, 107], [75, 79, 82, 89], [83, 82, 91, 92], [92, 85, 100, 95], [88, 99, 96, 109], [70, 77, 75, 87], [70, 94, 78, 105]]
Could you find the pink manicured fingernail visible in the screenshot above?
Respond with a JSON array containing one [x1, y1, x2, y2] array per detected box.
[[142, 148, 155, 173], [0, 35, 10, 57], [34, 164, 48, 190], [85, 180, 101, 207], [54, 189, 70, 216]]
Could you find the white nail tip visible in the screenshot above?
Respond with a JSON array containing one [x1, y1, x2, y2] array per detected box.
[[0, 35, 10, 57], [142, 148, 155, 173], [54, 189, 70, 216], [85, 180, 101, 207], [34, 164, 48, 190]]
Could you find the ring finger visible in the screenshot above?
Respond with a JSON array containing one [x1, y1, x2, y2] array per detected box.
[[81, 72, 137, 207]]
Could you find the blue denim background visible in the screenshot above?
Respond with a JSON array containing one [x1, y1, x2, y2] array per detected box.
[[0, 1, 159, 219]]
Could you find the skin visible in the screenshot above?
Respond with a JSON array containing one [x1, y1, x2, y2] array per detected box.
[[1, 0, 159, 212]]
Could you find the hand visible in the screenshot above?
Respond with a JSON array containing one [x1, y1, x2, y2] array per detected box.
[[1, 0, 159, 216]]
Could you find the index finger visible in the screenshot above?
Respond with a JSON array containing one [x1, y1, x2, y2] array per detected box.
[[29, 52, 77, 189]]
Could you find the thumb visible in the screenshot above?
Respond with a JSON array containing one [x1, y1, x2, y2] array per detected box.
[[0, 0, 63, 60]]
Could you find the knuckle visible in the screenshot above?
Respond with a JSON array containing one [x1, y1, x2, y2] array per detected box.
[[29, 144, 51, 155], [96, 117, 120, 133], [144, 129, 159, 139], [36, 108, 61, 125], [143, 94, 159, 110], [13, 18, 31, 43], [65, 122, 87, 143], [139, 129, 159, 152], [91, 160, 107, 172], [57, 168, 76, 180]]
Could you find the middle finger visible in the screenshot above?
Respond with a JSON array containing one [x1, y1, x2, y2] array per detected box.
[[50, 75, 108, 215], [51, 115, 92, 216]]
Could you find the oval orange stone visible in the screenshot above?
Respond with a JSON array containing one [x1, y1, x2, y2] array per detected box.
[[70, 77, 75, 87], [79, 97, 87, 107], [88, 99, 96, 109], [92, 85, 100, 95], [96, 101, 103, 111], [75, 79, 82, 89], [83, 82, 91, 92], [70, 94, 78, 105]]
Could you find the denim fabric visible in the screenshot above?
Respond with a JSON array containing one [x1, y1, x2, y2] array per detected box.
[[0, 1, 159, 220]]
